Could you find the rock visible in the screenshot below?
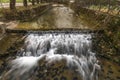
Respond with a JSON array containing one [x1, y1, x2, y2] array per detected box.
[[116, 76, 120, 80], [6, 21, 18, 29], [0, 60, 4, 74], [0, 60, 3, 66], [38, 58, 82, 80], [37, 40, 51, 54], [108, 70, 113, 74], [54, 77, 58, 80], [0, 23, 6, 34], [60, 76, 67, 80], [73, 77, 78, 80], [118, 70, 120, 72], [0, 22, 4, 25]]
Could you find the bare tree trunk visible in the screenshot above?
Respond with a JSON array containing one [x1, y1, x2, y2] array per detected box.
[[10, 0, 16, 10], [32, 0, 35, 5], [41, 0, 43, 3], [23, 0, 28, 7], [36, 0, 39, 4]]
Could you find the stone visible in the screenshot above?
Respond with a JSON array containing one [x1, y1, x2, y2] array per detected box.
[[0, 22, 4, 25], [116, 76, 120, 79], [0, 60, 3, 67], [0, 60, 4, 75], [73, 77, 78, 80], [54, 77, 58, 80], [60, 76, 67, 80]]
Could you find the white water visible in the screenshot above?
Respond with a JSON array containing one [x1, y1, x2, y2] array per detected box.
[[1, 33, 100, 80]]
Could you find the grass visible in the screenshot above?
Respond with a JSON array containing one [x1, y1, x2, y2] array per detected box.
[[0, 0, 23, 3]]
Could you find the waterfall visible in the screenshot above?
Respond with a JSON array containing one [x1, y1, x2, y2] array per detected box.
[[1, 33, 100, 80]]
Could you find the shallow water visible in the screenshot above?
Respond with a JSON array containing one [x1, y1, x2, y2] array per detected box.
[[16, 5, 88, 30]]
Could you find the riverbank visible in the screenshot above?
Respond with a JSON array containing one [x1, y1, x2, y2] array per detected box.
[[75, 6, 120, 64], [0, 3, 52, 35], [1, 3, 51, 21]]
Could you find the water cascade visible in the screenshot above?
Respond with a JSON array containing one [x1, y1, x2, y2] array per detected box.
[[1, 33, 100, 80]]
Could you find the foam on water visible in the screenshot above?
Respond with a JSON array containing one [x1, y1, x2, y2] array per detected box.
[[1, 33, 100, 80]]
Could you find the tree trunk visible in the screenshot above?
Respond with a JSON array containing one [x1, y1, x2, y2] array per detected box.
[[32, 0, 35, 5], [36, 0, 39, 4], [10, 0, 16, 10], [41, 0, 43, 3], [23, 0, 28, 7]]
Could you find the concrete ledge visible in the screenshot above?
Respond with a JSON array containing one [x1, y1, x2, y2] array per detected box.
[[6, 28, 104, 34]]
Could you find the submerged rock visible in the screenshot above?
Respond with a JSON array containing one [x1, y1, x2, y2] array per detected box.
[[38, 58, 82, 80]]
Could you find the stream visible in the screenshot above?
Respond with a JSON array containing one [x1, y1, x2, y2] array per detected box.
[[0, 4, 120, 80], [16, 4, 89, 29]]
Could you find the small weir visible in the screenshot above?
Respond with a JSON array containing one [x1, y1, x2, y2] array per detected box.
[[0, 3, 102, 80], [0, 32, 100, 80]]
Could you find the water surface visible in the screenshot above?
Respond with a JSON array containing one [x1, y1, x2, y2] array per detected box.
[[16, 5, 88, 29]]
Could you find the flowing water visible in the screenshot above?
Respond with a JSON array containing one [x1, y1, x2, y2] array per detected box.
[[0, 3, 119, 80], [0, 33, 100, 80], [0, 4, 101, 80], [16, 4, 89, 29]]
